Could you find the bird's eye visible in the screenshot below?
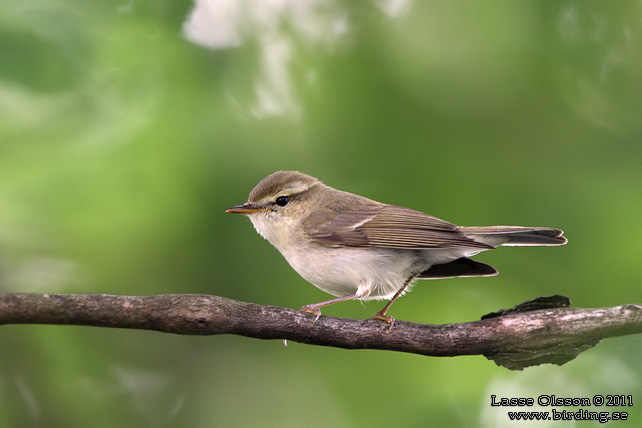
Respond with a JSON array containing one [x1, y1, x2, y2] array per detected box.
[[275, 195, 289, 207]]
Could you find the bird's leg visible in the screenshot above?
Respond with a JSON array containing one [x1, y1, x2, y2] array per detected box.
[[300, 293, 359, 322], [372, 273, 418, 326]]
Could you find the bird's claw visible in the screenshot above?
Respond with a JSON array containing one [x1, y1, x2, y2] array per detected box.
[[372, 312, 395, 330], [299, 305, 322, 323]]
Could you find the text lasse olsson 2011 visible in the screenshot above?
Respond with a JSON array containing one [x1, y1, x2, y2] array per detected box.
[[491, 394, 632, 407]]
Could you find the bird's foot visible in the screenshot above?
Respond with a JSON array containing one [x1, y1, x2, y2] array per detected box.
[[299, 305, 322, 322], [371, 311, 395, 330]]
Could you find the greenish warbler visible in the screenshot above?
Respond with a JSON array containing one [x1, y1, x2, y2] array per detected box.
[[227, 171, 567, 323]]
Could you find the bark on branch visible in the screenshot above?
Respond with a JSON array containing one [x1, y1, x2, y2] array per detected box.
[[1, 292, 640, 370]]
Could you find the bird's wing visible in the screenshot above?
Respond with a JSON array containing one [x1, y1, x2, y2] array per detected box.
[[307, 205, 492, 250]]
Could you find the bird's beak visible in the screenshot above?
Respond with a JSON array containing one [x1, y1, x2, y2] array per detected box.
[[226, 203, 267, 214]]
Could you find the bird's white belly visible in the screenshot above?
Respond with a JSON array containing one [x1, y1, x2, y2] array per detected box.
[[281, 246, 431, 301]]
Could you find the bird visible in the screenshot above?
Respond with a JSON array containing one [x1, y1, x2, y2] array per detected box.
[[227, 171, 567, 323]]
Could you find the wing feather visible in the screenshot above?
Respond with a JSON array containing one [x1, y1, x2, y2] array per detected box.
[[307, 205, 492, 250]]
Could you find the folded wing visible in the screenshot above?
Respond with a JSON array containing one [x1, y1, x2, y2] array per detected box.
[[307, 205, 493, 250]]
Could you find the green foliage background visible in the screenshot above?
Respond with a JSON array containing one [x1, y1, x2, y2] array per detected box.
[[1, 0, 641, 426]]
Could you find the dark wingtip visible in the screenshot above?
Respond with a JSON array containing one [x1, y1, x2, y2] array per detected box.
[[418, 258, 498, 279]]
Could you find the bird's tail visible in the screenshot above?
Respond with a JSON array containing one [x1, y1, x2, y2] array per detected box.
[[458, 226, 567, 247]]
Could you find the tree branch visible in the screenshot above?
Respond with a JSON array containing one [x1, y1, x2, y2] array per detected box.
[[1, 292, 640, 370]]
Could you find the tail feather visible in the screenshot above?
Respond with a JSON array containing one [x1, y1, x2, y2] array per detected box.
[[458, 226, 567, 247]]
